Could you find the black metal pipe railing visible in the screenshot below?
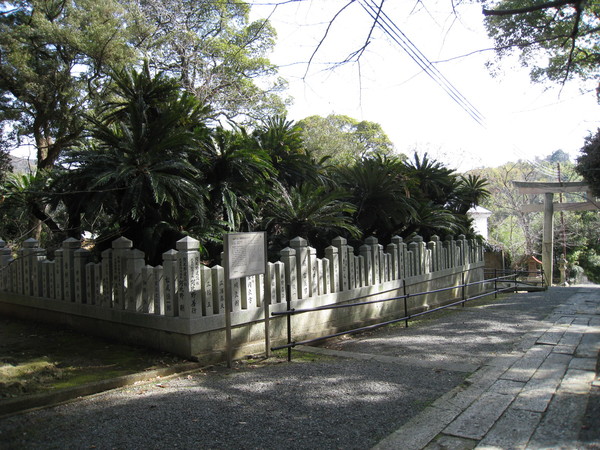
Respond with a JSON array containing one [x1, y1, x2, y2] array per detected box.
[[270, 268, 546, 358]]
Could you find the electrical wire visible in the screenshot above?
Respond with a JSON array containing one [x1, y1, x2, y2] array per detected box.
[[358, 0, 486, 127]]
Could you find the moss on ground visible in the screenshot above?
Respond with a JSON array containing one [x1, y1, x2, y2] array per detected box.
[[0, 316, 187, 400]]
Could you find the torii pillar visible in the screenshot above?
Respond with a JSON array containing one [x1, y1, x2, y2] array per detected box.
[[514, 181, 597, 286], [542, 192, 554, 284]]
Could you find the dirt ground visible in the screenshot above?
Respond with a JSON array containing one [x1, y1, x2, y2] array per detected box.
[[0, 316, 187, 400]]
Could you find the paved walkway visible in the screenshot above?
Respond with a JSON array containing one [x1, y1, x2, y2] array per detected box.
[[351, 285, 599, 449], [0, 286, 598, 449]]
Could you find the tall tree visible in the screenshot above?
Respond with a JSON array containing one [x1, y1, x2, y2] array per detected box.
[[297, 114, 396, 165], [576, 128, 600, 197], [482, 0, 600, 86], [0, 0, 139, 170], [137, 0, 287, 122]]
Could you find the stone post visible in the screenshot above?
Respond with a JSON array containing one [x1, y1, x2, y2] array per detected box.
[[348, 247, 356, 289], [391, 236, 406, 279], [0, 239, 11, 292], [42, 260, 53, 298], [359, 244, 372, 286], [176, 237, 201, 318], [241, 275, 257, 310], [386, 243, 398, 281], [74, 248, 91, 303], [309, 247, 319, 296], [212, 265, 225, 314], [54, 249, 63, 300], [162, 249, 178, 316], [332, 236, 349, 292], [365, 237, 380, 284], [457, 234, 466, 266], [112, 237, 132, 310], [324, 245, 339, 292], [22, 238, 41, 296], [280, 247, 297, 301], [428, 236, 440, 272], [408, 242, 418, 276], [61, 238, 81, 302], [141, 265, 155, 313], [153, 266, 164, 315], [273, 261, 286, 303], [200, 265, 214, 315], [265, 262, 277, 307], [321, 257, 331, 294], [290, 237, 310, 299], [100, 248, 113, 308]]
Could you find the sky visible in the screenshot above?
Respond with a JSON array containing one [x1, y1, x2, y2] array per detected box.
[[250, 0, 600, 172]]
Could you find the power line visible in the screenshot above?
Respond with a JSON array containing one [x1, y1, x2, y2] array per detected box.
[[358, 0, 486, 127]]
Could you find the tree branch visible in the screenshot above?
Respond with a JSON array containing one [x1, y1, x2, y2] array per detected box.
[[482, 0, 577, 16]]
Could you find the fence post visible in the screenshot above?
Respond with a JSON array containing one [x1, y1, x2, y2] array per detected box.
[[324, 246, 339, 292], [359, 244, 372, 286], [290, 237, 310, 299], [332, 236, 349, 292]]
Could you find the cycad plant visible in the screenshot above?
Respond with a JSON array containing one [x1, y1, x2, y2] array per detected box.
[[59, 65, 211, 263], [261, 182, 360, 256], [336, 155, 416, 242]]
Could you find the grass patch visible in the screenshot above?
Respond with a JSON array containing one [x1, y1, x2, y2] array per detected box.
[[0, 316, 187, 400]]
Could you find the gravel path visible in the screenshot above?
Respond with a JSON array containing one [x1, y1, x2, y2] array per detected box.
[[0, 287, 580, 449], [0, 358, 464, 449]]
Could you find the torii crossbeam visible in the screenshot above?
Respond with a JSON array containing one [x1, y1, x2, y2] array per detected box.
[[514, 181, 598, 285]]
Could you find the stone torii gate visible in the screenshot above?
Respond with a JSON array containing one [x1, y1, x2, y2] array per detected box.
[[514, 181, 598, 285]]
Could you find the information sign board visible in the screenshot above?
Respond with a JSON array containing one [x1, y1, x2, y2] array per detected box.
[[225, 232, 266, 280]]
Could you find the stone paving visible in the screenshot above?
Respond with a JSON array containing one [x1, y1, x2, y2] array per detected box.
[[369, 286, 600, 449]]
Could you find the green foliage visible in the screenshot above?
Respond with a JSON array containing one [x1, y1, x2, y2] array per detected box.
[[0, 0, 138, 169], [201, 126, 275, 232], [59, 66, 211, 263], [576, 129, 600, 197], [137, 0, 287, 122], [336, 155, 416, 242], [296, 114, 396, 165], [484, 0, 600, 84], [261, 183, 360, 255]]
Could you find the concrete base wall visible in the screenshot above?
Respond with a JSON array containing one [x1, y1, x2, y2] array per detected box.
[[0, 263, 484, 363]]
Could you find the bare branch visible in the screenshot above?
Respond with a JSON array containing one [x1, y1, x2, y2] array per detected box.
[[303, 0, 356, 79]]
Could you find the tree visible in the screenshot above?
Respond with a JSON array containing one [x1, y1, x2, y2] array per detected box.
[[482, 0, 600, 85], [0, 0, 139, 170], [252, 115, 322, 188], [575, 128, 600, 197], [297, 114, 396, 165], [137, 0, 288, 122], [200, 126, 275, 233], [336, 155, 417, 242], [59, 66, 210, 263], [261, 182, 359, 254], [403, 153, 458, 206]]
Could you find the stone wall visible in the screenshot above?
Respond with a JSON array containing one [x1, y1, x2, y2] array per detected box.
[[0, 234, 485, 362]]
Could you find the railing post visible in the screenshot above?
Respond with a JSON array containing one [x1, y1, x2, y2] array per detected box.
[[461, 271, 466, 306], [403, 281, 409, 327], [286, 284, 292, 362], [494, 268, 498, 299]]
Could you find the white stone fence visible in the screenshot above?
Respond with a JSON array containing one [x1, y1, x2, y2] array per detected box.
[[0, 234, 484, 360]]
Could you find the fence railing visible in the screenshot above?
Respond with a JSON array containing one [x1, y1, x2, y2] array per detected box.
[[0, 233, 485, 359], [0, 234, 484, 321], [271, 268, 539, 361]]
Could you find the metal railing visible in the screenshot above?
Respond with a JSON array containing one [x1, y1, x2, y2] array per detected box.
[[271, 268, 546, 361]]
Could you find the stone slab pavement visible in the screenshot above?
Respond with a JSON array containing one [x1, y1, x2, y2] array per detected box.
[[361, 285, 600, 449], [0, 286, 598, 449]]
